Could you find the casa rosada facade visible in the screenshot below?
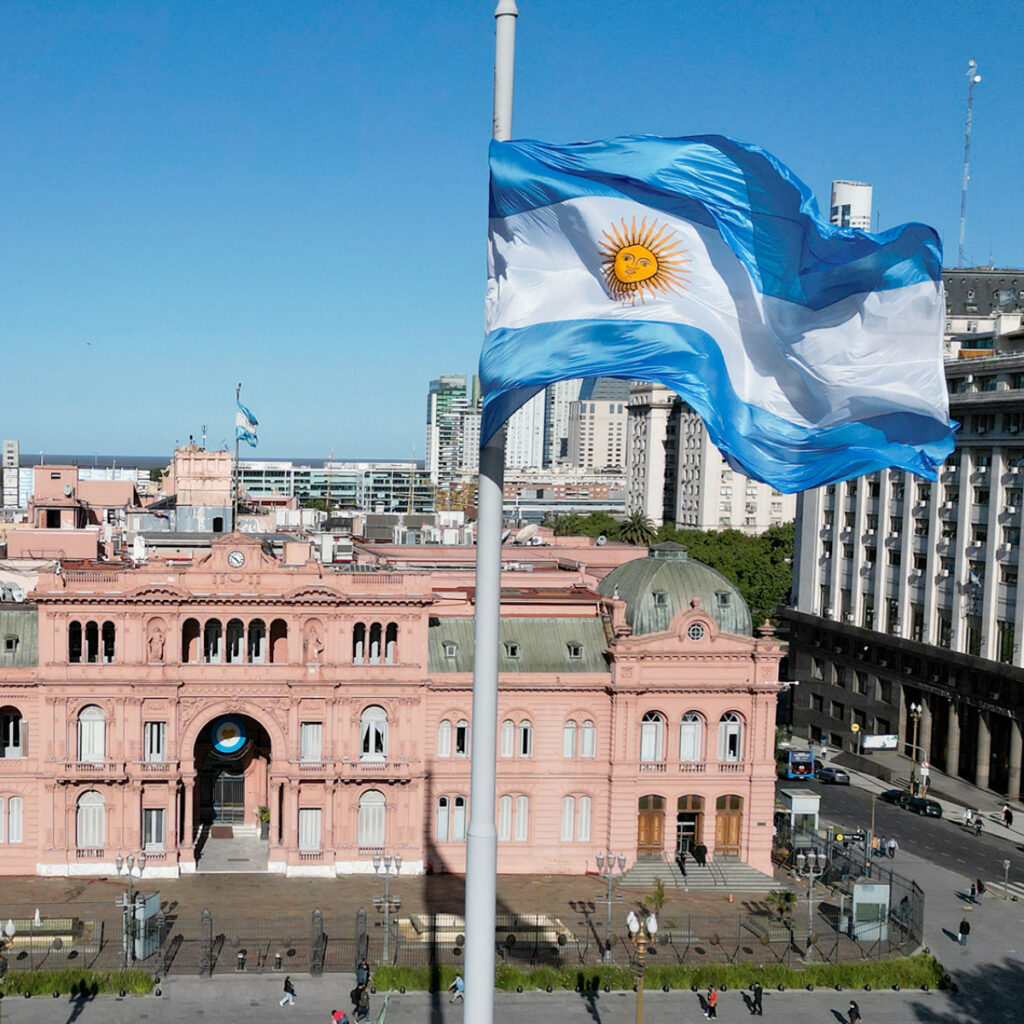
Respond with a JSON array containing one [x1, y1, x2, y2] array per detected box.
[[0, 534, 783, 878]]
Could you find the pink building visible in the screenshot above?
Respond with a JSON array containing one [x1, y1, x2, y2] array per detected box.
[[0, 535, 782, 878]]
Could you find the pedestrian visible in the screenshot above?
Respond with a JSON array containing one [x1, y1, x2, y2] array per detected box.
[[969, 882, 977, 903], [958, 917, 971, 945], [331, 1011, 348, 1024], [887, 837, 898, 858], [355, 984, 370, 1022], [976, 878, 986, 903], [964, 807, 974, 826], [449, 974, 464, 1003], [751, 980, 763, 1016], [356, 956, 370, 987], [280, 975, 296, 1007], [676, 847, 687, 877], [694, 843, 708, 868], [705, 984, 718, 1019], [847, 999, 861, 1023]]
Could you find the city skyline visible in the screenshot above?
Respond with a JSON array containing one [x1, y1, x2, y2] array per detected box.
[[3, 1, 1022, 457]]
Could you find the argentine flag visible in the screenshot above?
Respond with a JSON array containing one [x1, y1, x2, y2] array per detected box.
[[236, 400, 259, 448], [482, 135, 955, 492]]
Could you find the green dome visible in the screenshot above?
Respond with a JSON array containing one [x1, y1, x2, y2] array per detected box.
[[597, 542, 752, 636]]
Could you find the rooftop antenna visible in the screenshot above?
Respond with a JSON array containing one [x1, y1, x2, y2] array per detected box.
[[201, 424, 208, 449], [957, 58, 982, 269]]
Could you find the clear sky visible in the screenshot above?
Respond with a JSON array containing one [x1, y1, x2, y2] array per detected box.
[[2, 0, 1021, 459]]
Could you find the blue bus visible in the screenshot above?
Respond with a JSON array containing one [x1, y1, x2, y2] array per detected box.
[[778, 748, 815, 779]]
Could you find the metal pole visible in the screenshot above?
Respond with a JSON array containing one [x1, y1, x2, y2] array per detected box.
[[383, 871, 390, 965], [957, 60, 981, 269], [233, 383, 241, 529], [465, 7, 516, 1023], [635, 933, 646, 1024], [1004, 859, 1011, 901], [605, 871, 614, 961]]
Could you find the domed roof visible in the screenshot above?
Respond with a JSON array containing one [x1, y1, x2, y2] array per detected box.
[[597, 542, 751, 636]]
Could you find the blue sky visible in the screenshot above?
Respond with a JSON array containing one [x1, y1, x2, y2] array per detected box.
[[2, 0, 1021, 459]]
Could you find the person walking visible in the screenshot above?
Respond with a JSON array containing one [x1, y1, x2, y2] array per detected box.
[[1003, 805, 1015, 828], [751, 980, 763, 1016], [969, 882, 977, 903], [449, 974, 465, 1003], [847, 999, 861, 1023], [694, 843, 708, 868], [356, 957, 370, 987], [958, 917, 971, 945], [354, 984, 370, 1022], [280, 975, 297, 1006], [705, 985, 718, 1019], [886, 837, 898, 858]]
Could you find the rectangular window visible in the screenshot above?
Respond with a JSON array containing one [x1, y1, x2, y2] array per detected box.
[[577, 796, 592, 842], [830, 701, 846, 721], [497, 795, 512, 842], [454, 721, 469, 757], [514, 795, 529, 842], [452, 796, 467, 842], [811, 693, 824, 713], [298, 808, 322, 850], [561, 796, 575, 842], [7, 796, 22, 844], [300, 722, 323, 761], [143, 722, 166, 763], [143, 808, 165, 851]]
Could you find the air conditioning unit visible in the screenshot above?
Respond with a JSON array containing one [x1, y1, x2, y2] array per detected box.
[[1006, 506, 1019, 515], [844, 612, 855, 623], [866, 528, 875, 536], [1011, 467, 1021, 475], [887, 531, 900, 540], [1009, 425, 1020, 434], [941, 569, 951, 578], [823, 551, 832, 559]]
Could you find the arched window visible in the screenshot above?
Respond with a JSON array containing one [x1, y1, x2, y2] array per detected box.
[[68, 621, 82, 663], [679, 712, 704, 763], [101, 621, 115, 664], [7, 796, 22, 843], [452, 795, 467, 842], [247, 619, 266, 664], [76, 790, 105, 848], [561, 795, 576, 841], [514, 795, 529, 841], [437, 719, 452, 758], [225, 619, 245, 664], [517, 720, 533, 758], [1, 706, 24, 759], [84, 621, 99, 664], [436, 796, 450, 841], [640, 711, 665, 763], [357, 790, 386, 849], [498, 794, 512, 841], [385, 623, 398, 664], [578, 720, 595, 759], [203, 620, 223, 664], [77, 705, 106, 762], [352, 623, 366, 665], [369, 623, 382, 665], [269, 619, 288, 663], [577, 795, 592, 842], [500, 719, 515, 758], [718, 712, 744, 762], [454, 719, 469, 757], [561, 794, 593, 842], [562, 720, 577, 758], [181, 618, 200, 663], [360, 706, 388, 761]]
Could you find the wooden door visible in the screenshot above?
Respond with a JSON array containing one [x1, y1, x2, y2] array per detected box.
[[715, 795, 742, 856], [637, 795, 665, 855]]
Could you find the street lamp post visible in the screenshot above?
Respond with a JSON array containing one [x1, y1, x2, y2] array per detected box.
[[595, 851, 626, 962], [625, 910, 658, 1024], [372, 852, 402, 965], [115, 853, 147, 968], [908, 702, 923, 795], [795, 850, 826, 961]]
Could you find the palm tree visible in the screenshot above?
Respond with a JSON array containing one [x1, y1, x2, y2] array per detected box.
[[618, 511, 657, 547], [765, 889, 798, 922]]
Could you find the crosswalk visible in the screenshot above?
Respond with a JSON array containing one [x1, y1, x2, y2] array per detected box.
[[985, 879, 1024, 902]]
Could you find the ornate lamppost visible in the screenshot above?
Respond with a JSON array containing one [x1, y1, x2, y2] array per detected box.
[[794, 849, 825, 961], [625, 910, 658, 1024], [372, 852, 402, 965], [595, 851, 626, 962], [115, 853, 147, 968], [908, 701, 923, 795]]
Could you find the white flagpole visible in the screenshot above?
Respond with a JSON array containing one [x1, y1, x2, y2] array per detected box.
[[464, 4, 516, 1023]]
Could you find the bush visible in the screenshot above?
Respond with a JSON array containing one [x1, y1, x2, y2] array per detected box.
[[0, 969, 153, 996], [373, 954, 943, 993]]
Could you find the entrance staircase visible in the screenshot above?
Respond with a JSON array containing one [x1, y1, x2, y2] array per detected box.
[[618, 855, 781, 893]]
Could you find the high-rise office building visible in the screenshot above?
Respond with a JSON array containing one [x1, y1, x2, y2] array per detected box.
[[425, 375, 469, 485], [505, 390, 547, 469], [568, 396, 629, 471], [829, 180, 872, 230], [543, 378, 583, 467]]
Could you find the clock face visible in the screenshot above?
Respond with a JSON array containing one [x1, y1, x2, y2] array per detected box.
[[227, 550, 246, 569]]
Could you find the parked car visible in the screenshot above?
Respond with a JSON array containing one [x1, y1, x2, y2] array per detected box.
[[905, 797, 943, 817], [817, 766, 851, 785], [879, 789, 909, 806]]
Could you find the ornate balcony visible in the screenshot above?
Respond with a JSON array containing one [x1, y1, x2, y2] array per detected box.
[[339, 758, 419, 781], [58, 760, 126, 781]]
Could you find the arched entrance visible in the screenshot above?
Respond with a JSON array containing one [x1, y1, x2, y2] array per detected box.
[[676, 794, 704, 854], [715, 794, 743, 857], [192, 715, 272, 867], [636, 794, 665, 857]]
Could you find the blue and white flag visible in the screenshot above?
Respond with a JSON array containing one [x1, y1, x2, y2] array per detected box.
[[482, 135, 956, 492], [236, 400, 259, 448]]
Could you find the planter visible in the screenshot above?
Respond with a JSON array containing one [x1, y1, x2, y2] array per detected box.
[[260, 821, 270, 840]]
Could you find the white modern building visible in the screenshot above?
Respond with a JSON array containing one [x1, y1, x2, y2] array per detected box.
[[425, 375, 469, 485], [626, 383, 795, 532], [505, 390, 547, 469], [543, 378, 583, 467], [784, 352, 1024, 802], [829, 180, 872, 230]]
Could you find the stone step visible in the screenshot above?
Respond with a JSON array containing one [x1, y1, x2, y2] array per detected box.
[[620, 858, 781, 892]]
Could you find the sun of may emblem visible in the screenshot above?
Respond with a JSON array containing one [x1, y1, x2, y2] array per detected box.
[[599, 216, 690, 304]]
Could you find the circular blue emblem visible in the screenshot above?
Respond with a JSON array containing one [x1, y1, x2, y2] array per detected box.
[[211, 716, 247, 755]]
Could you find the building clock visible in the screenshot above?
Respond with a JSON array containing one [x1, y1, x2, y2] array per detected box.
[[227, 550, 246, 569]]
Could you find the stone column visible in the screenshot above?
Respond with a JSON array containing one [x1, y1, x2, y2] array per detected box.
[[918, 697, 933, 763], [1008, 717, 1023, 802], [182, 776, 195, 847], [946, 702, 961, 778], [976, 711, 992, 791]]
